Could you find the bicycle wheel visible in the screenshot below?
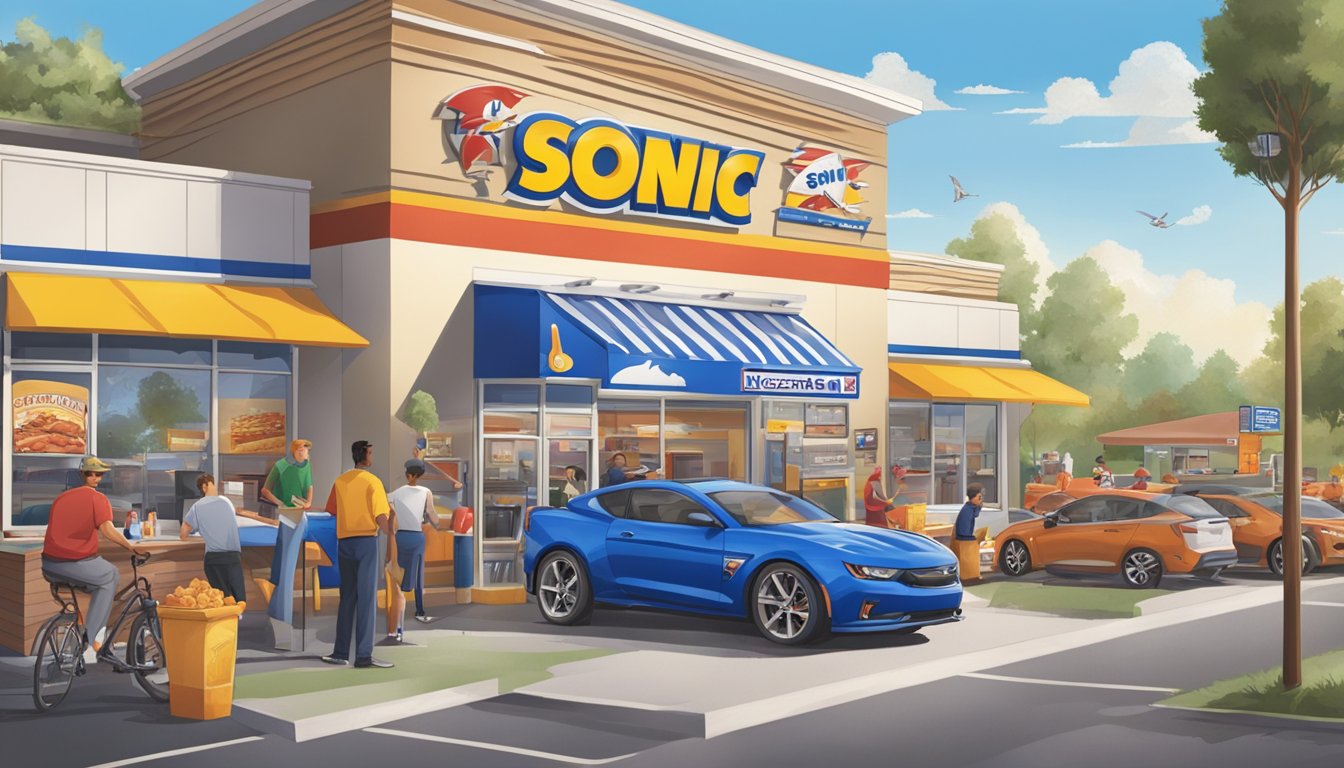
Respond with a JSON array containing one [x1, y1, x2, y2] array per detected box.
[[128, 612, 170, 702], [32, 614, 81, 712]]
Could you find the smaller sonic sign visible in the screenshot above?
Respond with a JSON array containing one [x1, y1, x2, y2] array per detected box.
[[778, 146, 872, 234], [742, 370, 859, 398], [506, 112, 766, 227]]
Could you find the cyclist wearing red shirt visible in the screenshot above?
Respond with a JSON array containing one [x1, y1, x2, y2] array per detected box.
[[41, 456, 147, 662]]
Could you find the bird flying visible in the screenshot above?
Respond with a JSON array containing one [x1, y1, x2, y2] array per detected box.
[[950, 175, 977, 203], [1137, 210, 1172, 229]]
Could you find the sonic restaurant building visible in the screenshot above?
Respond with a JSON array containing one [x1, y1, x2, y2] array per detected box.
[[123, 0, 919, 601]]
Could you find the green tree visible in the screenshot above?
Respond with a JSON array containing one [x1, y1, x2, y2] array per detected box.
[[1120, 333, 1198, 407], [136, 371, 204, 450], [0, 19, 139, 133], [1023, 256, 1138, 396], [1194, 0, 1344, 687], [97, 412, 148, 458], [1175, 350, 1246, 414], [946, 212, 1039, 334]]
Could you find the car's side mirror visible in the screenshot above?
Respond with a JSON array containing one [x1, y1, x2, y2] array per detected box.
[[1043, 514, 1059, 529], [686, 511, 720, 528]]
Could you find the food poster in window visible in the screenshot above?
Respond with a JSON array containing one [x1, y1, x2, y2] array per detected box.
[[13, 379, 89, 454], [219, 398, 286, 454]]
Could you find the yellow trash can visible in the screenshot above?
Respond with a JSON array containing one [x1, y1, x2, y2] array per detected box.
[[158, 603, 245, 720]]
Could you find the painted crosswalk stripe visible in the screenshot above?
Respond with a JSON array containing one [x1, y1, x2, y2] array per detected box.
[[960, 672, 1178, 693], [84, 737, 265, 768], [364, 727, 639, 765]]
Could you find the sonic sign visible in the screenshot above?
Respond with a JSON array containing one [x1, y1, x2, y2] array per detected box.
[[504, 113, 766, 227]]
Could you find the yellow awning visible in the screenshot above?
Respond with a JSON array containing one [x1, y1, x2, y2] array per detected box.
[[6, 272, 368, 348], [888, 362, 1089, 407]]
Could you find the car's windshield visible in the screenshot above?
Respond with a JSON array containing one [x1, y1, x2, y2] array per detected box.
[[709, 490, 839, 526], [1163, 495, 1224, 520], [1247, 494, 1344, 519]]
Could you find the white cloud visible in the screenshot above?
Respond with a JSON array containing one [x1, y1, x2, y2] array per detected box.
[[975, 202, 1057, 303], [1063, 117, 1216, 148], [1000, 42, 1215, 147], [956, 84, 1025, 95], [1085, 240, 1271, 367], [610, 361, 685, 388], [863, 52, 958, 111], [1326, 229, 1344, 236], [888, 208, 934, 219], [1175, 205, 1213, 226]]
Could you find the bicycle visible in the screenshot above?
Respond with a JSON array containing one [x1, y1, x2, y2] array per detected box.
[[32, 552, 170, 712]]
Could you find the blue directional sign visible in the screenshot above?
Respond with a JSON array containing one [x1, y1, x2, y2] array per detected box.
[[1239, 405, 1281, 434]]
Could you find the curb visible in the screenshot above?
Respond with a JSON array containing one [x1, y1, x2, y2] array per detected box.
[[231, 679, 499, 742]]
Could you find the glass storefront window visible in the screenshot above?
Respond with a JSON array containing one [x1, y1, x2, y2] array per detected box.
[[484, 383, 540, 409], [965, 404, 999, 506], [483, 412, 539, 434], [547, 439, 591, 506], [10, 332, 91, 362], [98, 366, 211, 456], [219, 372, 291, 513], [597, 399, 661, 487], [218, 341, 291, 372], [545, 412, 591, 437], [889, 402, 931, 505], [99, 335, 211, 366], [480, 437, 537, 586], [546, 383, 593, 408], [933, 404, 965, 506], [664, 402, 749, 481]]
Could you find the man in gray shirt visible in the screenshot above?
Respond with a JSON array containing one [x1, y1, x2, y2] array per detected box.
[[180, 473, 246, 602]]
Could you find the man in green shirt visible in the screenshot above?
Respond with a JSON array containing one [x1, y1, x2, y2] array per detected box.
[[263, 439, 314, 585]]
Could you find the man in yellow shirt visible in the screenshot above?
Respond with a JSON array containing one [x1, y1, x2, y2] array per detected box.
[[320, 440, 395, 669]]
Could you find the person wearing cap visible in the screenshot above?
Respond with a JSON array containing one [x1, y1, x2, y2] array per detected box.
[[385, 459, 463, 640], [262, 439, 314, 587], [1131, 467, 1152, 491], [321, 440, 395, 669], [41, 457, 149, 664]]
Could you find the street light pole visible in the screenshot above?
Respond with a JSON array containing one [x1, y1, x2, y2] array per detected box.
[[1254, 131, 1302, 689]]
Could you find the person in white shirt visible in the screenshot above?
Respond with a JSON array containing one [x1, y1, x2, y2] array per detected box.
[[386, 459, 459, 641], [180, 474, 246, 601]]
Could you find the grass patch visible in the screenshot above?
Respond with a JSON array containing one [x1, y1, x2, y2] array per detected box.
[[1161, 647, 1344, 720], [232, 635, 616, 718], [966, 581, 1170, 619]]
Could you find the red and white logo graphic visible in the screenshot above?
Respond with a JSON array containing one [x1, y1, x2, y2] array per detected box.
[[434, 84, 529, 179]]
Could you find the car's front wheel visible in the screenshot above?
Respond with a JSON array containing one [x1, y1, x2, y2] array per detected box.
[[751, 563, 829, 645], [535, 551, 593, 626], [1121, 548, 1163, 589], [998, 540, 1031, 577], [1268, 537, 1315, 577]]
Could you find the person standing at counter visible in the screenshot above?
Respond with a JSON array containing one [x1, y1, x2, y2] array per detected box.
[[321, 440, 395, 669], [261, 439, 314, 587], [955, 483, 984, 542], [41, 456, 148, 663], [386, 459, 457, 640], [179, 474, 247, 603], [862, 466, 893, 527], [604, 453, 658, 487]]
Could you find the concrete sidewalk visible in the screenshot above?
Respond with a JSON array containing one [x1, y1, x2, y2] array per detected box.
[[223, 573, 1344, 740]]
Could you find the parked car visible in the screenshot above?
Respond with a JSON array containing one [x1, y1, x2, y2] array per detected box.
[[1026, 477, 1173, 512], [995, 491, 1237, 588], [523, 480, 963, 645], [1172, 483, 1267, 498], [1189, 492, 1344, 576]]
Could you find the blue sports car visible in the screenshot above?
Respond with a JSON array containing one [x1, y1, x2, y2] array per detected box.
[[523, 480, 963, 644]]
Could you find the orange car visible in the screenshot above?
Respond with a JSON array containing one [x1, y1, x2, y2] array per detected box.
[[1027, 477, 1175, 513], [1182, 492, 1344, 576], [996, 490, 1237, 588]]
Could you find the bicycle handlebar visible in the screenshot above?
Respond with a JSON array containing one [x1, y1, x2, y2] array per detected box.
[[131, 552, 152, 568]]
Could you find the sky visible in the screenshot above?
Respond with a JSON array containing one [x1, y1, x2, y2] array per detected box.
[[3, 0, 1343, 367]]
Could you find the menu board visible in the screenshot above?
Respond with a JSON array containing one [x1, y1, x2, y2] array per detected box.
[[13, 380, 89, 454], [219, 398, 286, 454]]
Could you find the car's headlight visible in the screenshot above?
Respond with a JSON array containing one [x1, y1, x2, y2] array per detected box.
[[844, 563, 903, 580], [1317, 528, 1344, 537]]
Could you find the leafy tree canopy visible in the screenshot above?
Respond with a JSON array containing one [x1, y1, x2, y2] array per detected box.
[[401, 390, 439, 434], [1120, 333, 1198, 406], [1193, 0, 1344, 208], [0, 18, 139, 133], [1023, 256, 1138, 395]]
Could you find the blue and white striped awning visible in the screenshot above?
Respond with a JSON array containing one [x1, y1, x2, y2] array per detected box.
[[473, 284, 861, 398], [543, 292, 856, 369]]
